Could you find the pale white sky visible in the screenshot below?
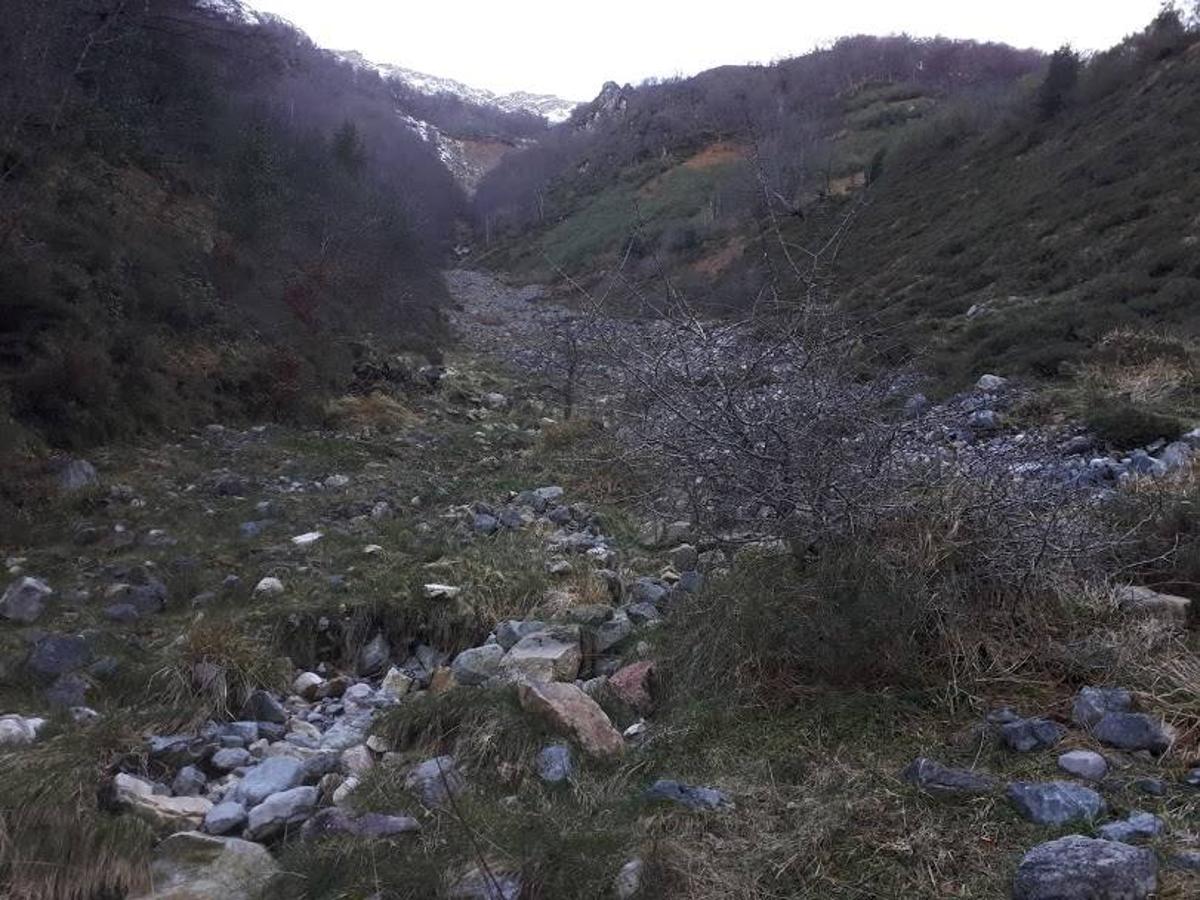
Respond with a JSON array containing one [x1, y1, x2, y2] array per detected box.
[[246, 0, 1165, 100]]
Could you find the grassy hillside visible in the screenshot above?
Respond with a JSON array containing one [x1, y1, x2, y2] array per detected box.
[[829, 39, 1200, 388], [475, 13, 1200, 414]]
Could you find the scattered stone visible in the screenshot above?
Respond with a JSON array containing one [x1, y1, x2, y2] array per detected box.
[[115, 773, 213, 832], [230, 757, 304, 806], [1001, 717, 1066, 753], [644, 779, 732, 811], [324, 474, 350, 489], [203, 801, 248, 836], [424, 583, 463, 600], [535, 744, 574, 783], [240, 690, 286, 725], [253, 577, 284, 597], [0, 714, 47, 746], [290, 531, 322, 547], [0, 576, 52, 623], [26, 633, 91, 679], [1134, 777, 1167, 796], [379, 667, 414, 698], [614, 858, 644, 899], [405, 756, 466, 808], [211, 747, 251, 772], [244, 786, 318, 841], [969, 409, 1001, 431], [976, 374, 1007, 392], [1073, 687, 1132, 728], [473, 513, 500, 535], [172, 765, 207, 797], [300, 807, 421, 841], [495, 619, 546, 650], [593, 614, 634, 653], [137, 830, 278, 900], [1057, 750, 1108, 781], [58, 458, 99, 492], [452, 644, 505, 686], [1116, 586, 1191, 625], [357, 632, 391, 676], [481, 392, 508, 410], [292, 671, 324, 700], [1098, 811, 1164, 843], [1092, 712, 1172, 754], [341, 744, 374, 777], [517, 681, 624, 759], [901, 758, 998, 796], [1013, 835, 1156, 900], [1007, 781, 1105, 826], [501, 627, 581, 682], [608, 661, 656, 713], [668, 544, 698, 572]]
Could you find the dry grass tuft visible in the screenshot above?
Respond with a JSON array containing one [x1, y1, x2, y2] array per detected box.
[[150, 616, 289, 725], [0, 722, 155, 900], [325, 391, 416, 434]]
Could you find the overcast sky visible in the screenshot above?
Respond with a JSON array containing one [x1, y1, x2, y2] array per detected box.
[[245, 0, 1165, 100]]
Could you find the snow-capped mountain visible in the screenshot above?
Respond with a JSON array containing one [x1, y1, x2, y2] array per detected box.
[[339, 52, 580, 124]]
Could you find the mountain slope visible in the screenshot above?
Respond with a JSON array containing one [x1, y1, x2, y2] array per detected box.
[[1, 0, 460, 450]]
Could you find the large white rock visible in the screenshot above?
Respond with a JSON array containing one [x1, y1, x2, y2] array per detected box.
[[132, 830, 279, 900], [115, 773, 212, 833], [0, 714, 47, 746]]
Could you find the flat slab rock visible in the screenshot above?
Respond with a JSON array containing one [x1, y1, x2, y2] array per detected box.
[[1013, 835, 1156, 900], [902, 758, 998, 796], [1007, 781, 1105, 826]]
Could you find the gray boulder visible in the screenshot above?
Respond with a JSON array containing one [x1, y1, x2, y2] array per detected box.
[[1013, 835, 1156, 900], [230, 756, 304, 806], [628, 577, 669, 606], [1072, 687, 1132, 728], [1098, 811, 1164, 843], [495, 620, 547, 651], [1001, 717, 1066, 753], [239, 690, 286, 725], [141, 830, 278, 900], [172, 766, 207, 797], [211, 747, 251, 772], [644, 779, 731, 811], [1007, 781, 1105, 826], [1092, 712, 1172, 754], [901, 758, 998, 797], [535, 744, 574, 783], [451, 644, 505, 686], [473, 513, 500, 535], [244, 786, 318, 841], [357, 632, 391, 675], [1057, 750, 1107, 781], [203, 801, 248, 836], [593, 614, 634, 653], [58, 458, 99, 492], [26, 633, 91, 679], [1, 577, 52, 623]]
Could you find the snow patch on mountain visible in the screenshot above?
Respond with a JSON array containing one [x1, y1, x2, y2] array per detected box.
[[198, 0, 261, 24], [339, 52, 580, 124]]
